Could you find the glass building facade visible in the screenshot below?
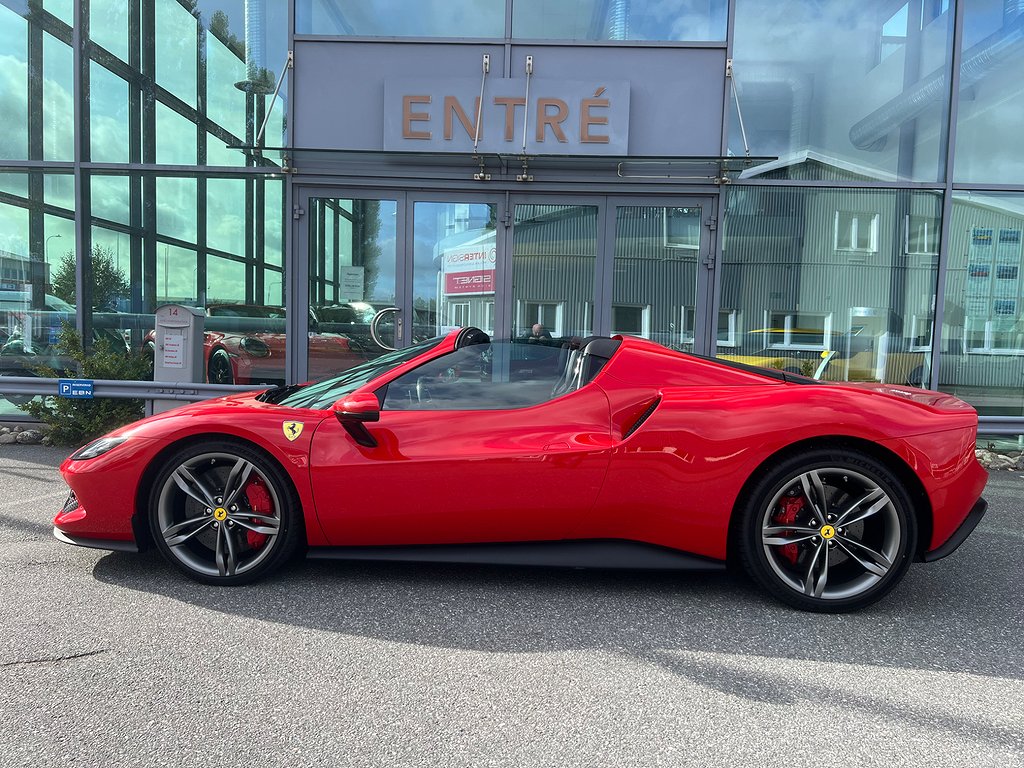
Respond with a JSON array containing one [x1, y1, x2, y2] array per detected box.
[[2, 0, 1024, 431]]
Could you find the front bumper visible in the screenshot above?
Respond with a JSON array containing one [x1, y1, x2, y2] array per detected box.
[[923, 497, 987, 563]]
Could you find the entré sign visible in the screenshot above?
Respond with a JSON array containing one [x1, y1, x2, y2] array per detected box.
[[384, 78, 629, 155]]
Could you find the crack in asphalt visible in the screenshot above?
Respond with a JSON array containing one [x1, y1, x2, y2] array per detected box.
[[0, 649, 109, 668]]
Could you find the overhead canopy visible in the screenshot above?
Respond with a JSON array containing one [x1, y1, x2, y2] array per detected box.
[[230, 146, 777, 184]]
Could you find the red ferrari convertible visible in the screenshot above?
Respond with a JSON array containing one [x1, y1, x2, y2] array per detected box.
[[54, 328, 988, 612]]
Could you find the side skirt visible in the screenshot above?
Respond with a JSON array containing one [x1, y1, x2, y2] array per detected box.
[[307, 539, 726, 571]]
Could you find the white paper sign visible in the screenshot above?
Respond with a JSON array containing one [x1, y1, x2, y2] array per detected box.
[[162, 332, 186, 369]]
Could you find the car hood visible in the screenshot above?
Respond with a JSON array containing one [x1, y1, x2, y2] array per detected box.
[[99, 389, 330, 442]]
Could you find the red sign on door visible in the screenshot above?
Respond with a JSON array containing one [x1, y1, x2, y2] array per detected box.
[[445, 270, 496, 295]]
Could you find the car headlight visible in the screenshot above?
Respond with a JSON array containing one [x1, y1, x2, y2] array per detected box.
[[71, 436, 128, 460], [240, 337, 270, 357]]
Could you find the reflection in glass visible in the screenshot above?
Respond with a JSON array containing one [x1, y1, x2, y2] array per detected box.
[[719, 187, 940, 386], [89, 61, 130, 163], [296, 0, 505, 37], [155, 0, 198, 107], [954, 3, 1024, 184], [91, 0, 131, 62], [512, 204, 597, 340], [0, 7, 28, 161], [156, 177, 198, 242], [308, 198, 398, 376], [43, 32, 74, 161], [730, 0, 953, 182], [414, 202, 498, 342], [156, 102, 197, 165], [613, 206, 701, 349], [513, 0, 727, 41], [939, 193, 1024, 416]]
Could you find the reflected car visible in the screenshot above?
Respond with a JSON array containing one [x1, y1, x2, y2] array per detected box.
[[721, 328, 927, 386], [55, 328, 987, 612], [145, 304, 366, 386]]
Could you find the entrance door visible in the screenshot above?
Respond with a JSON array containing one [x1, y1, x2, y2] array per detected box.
[[505, 195, 717, 354], [296, 188, 717, 382]]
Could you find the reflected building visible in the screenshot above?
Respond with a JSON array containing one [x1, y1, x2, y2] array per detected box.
[[2, 0, 1024, 429]]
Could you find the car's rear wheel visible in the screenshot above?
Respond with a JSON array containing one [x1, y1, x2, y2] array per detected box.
[[208, 349, 234, 384], [149, 441, 302, 585], [736, 448, 916, 612]]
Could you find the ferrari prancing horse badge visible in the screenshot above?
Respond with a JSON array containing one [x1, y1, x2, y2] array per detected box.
[[283, 421, 304, 441]]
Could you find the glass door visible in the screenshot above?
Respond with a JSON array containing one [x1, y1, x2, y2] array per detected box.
[[410, 197, 501, 343], [301, 193, 400, 380], [507, 199, 603, 344]]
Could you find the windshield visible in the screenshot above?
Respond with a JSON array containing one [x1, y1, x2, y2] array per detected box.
[[272, 336, 445, 409]]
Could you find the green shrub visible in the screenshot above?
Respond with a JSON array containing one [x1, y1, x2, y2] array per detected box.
[[18, 325, 151, 447]]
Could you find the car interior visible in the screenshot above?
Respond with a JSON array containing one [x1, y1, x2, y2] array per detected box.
[[380, 330, 621, 411]]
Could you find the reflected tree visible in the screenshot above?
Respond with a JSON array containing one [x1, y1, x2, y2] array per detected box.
[[52, 245, 129, 309]]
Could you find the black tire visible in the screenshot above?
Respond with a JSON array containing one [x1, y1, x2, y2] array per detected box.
[[208, 349, 234, 384], [148, 440, 303, 585], [736, 448, 917, 612]]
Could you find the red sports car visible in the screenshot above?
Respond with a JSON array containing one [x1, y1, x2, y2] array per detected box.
[[54, 328, 988, 612], [144, 304, 365, 386]]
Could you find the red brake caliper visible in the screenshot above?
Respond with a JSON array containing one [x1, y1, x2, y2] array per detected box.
[[773, 491, 805, 565], [244, 478, 272, 549]]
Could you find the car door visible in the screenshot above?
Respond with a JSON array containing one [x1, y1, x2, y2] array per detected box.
[[308, 342, 614, 547]]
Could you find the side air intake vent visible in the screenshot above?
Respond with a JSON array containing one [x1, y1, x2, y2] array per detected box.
[[623, 396, 661, 439]]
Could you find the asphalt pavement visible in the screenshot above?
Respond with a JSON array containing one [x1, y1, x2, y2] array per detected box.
[[0, 444, 1021, 767]]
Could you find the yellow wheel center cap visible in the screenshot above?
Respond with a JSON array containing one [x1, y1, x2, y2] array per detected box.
[[213, 507, 227, 521], [820, 524, 836, 540]]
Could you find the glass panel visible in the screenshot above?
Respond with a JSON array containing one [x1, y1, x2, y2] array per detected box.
[[953, 3, 1024, 184], [91, 175, 130, 225], [205, 31, 247, 139], [308, 198, 399, 377], [156, 177, 198, 242], [296, 0, 505, 37], [0, 181, 77, 412], [413, 201, 498, 344], [513, 0, 727, 41], [720, 187, 940, 386], [43, 0, 73, 26], [0, 8, 28, 160], [43, 32, 74, 161], [90, 0, 131, 62], [155, 0, 198, 108], [156, 102, 197, 164], [730, 0, 953, 182], [512, 204, 598, 340], [89, 61, 131, 163], [613, 205, 701, 350], [77, 173, 287, 386], [206, 178, 245, 255], [938, 193, 1024, 415], [44, 174, 75, 210]]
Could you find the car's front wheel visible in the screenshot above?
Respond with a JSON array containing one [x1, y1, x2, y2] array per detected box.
[[149, 441, 303, 585], [736, 448, 917, 612]]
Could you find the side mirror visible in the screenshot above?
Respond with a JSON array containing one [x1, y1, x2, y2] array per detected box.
[[332, 392, 380, 422], [332, 392, 380, 448]]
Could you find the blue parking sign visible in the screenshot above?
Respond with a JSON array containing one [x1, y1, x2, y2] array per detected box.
[[58, 379, 94, 399]]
